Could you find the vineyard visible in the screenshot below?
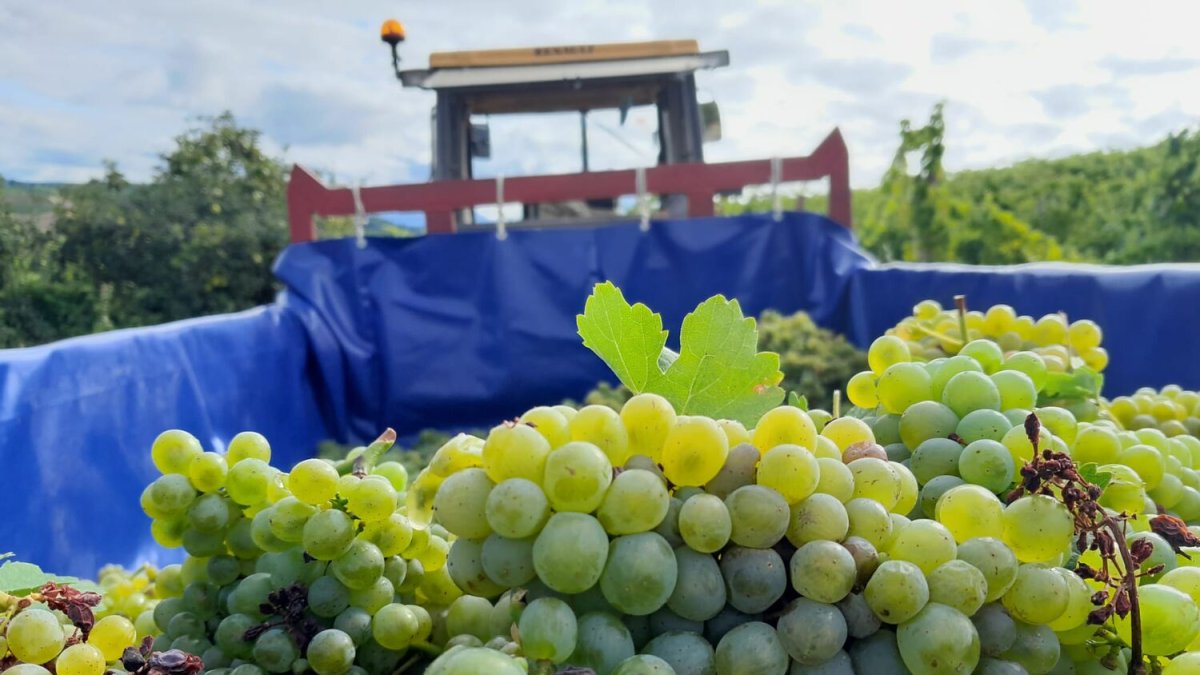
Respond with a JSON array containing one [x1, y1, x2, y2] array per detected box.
[[5, 276, 1200, 675]]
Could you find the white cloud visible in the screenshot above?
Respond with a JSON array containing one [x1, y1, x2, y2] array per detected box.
[[1, 0, 1199, 190]]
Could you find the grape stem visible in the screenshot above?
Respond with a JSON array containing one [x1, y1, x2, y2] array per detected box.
[[953, 295, 968, 346], [346, 428, 398, 477], [1106, 517, 1144, 675]]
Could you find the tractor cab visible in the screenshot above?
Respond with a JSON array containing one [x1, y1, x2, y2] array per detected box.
[[392, 37, 728, 222]]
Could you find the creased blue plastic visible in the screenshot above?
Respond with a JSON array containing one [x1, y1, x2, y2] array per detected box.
[[0, 305, 336, 577], [5, 212, 1200, 577]]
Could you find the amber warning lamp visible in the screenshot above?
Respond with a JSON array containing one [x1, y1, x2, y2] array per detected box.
[[381, 19, 406, 77]]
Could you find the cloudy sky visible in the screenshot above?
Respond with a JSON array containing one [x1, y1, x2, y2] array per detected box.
[[2, 0, 1200, 189]]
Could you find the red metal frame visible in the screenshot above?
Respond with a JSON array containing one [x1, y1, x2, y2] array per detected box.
[[287, 128, 851, 242]]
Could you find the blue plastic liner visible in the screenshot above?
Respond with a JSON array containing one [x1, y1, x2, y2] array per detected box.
[[4, 211, 1200, 576]]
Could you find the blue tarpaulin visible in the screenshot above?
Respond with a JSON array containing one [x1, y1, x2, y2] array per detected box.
[[2, 212, 1199, 576]]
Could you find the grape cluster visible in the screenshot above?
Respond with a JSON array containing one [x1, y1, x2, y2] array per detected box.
[[137, 429, 479, 675], [1107, 386, 1200, 439], [888, 300, 1108, 374], [0, 584, 149, 675]]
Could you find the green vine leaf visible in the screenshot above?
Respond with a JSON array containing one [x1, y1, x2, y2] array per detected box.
[[578, 282, 785, 426], [1039, 367, 1104, 403], [1079, 462, 1114, 491], [0, 560, 99, 595], [788, 392, 809, 410]]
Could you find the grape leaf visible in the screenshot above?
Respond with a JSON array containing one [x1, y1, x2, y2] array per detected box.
[[1078, 462, 1114, 490], [578, 283, 785, 426], [1039, 367, 1104, 402], [788, 392, 809, 410], [0, 560, 100, 595], [577, 282, 667, 393]]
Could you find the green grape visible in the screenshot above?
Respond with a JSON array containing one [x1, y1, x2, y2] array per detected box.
[[787, 493, 848, 547], [999, 621, 1059, 674], [189, 451, 228, 492], [303, 509, 356, 560], [227, 573, 274, 618], [6, 608, 65, 664], [146, 474, 198, 517], [600, 532, 677, 615], [305, 629, 355, 675], [718, 419, 752, 447], [425, 647, 525, 674], [567, 611, 636, 675], [597, 469, 670, 534], [1003, 409, 1031, 427], [1072, 425, 1120, 465], [520, 405, 572, 449], [822, 417, 875, 452], [204, 554, 240, 587], [360, 513, 414, 557], [900, 401, 960, 450], [897, 603, 981, 675], [942, 370, 1002, 418], [480, 534, 536, 587], [662, 416, 728, 486], [429, 434, 484, 475], [612, 654, 675, 674], [1001, 563, 1068, 625], [533, 512, 609, 594], [714, 621, 790, 674], [1118, 444, 1166, 489], [1162, 567, 1200, 605], [1001, 495, 1073, 563], [56, 644, 105, 675], [228, 431, 271, 464], [959, 440, 1015, 494], [958, 537, 1019, 602], [877, 362, 933, 414], [288, 459, 339, 505], [960, 340, 1004, 373], [757, 444, 820, 504], [181, 525, 225, 556], [249, 508, 290, 553], [910, 438, 962, 484], [1045, 568, 1092, 633], [518, 597, 578, 664], [1002, 351, 1048, 390], [815, 458, 855, 502], [252, 628, 299, 673], [888, 520, 957, 575], [991, 370, 1037, 411], [416, 534, 448, 572], [845, 497, 893, 549], [700, 439, 758, 497], [346, 575, 393, 614], [930, 356, 985, 400], [872, 414, 903, 446], [187, 492, 233, 533], [777, 598, 848, 665], [152, 429, 203, 475], [926, 560, 988, 616], [972, 603, 1017, 656], [1098, 464, 1147, 513], [226, 517, 260, 559], [571, 404, 632, 466], [371, 461, 408, 492], [265, 496, 314, 542], [790, 540, 856, 603], [838, 592, 882, 639], [893, 462, 920, 514], [678, 493, 732, 553], [446, 595, 494, 641], [1001, 423, 1053, 473], [345, 475, 397, 523], [332, 606, 372, 646], [307, 575, 350, 618], [483, 422, 552, 484], [848, 370, 879, 408], [668, 547, 726, 621], [226, 458, 273, 506], [542, 441, 613, 512], [485, 478, 550, 539], [864, 560, 929, 624], [643, 631, 715, 674], [814, 435, 842, 459], [920, 475, 967, 518], [936, 484, 1004, 542], [725, 484, 789, 548], [330, 540, 384, 590], [620, 393, 677, 462], [230, 665, 266, 675], [957, 409, 1012, 444], [848, 457, 902, 509], [719, 547, 786, 614], [849, 630, 907, 672], [752, 405, 817, 453], [1116, 584, 1200, 656], [432, 467, 493, 538], [1165, 653, 1200, 675], [370, 603, 419, 650], [1149, 472, 1185, 509], [1128, 531, 1175, 582], [869, 335, 911, 375], [89, 615, 137, 661]]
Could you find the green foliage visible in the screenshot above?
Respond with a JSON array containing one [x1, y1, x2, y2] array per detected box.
[[0, 560, 99, 595], [577, 307, 866, 414], [577, 282, 785, 426]]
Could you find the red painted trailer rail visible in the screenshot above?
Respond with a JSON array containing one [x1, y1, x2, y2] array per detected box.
[[287, 128, 850, 242]]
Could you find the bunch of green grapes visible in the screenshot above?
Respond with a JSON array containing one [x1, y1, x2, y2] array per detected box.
[[0, 586, 162, 675], [137, 428, 491, 675], [1107, 385, 1200, 439], [93, 564, 160, 624], [888, 300, 1108, 375]]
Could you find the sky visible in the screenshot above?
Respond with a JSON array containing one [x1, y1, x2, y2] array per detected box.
[[2, 0, 1200, 190]]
